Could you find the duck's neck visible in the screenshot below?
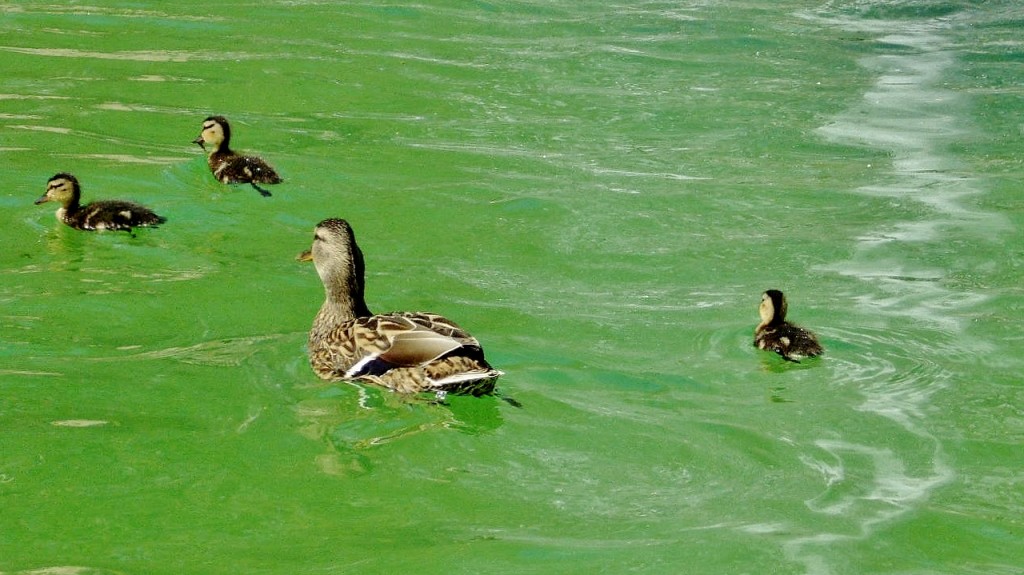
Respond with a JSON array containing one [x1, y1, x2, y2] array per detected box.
[[758, 315, 786, 332], [62, 192, 82, 214], [207, 139, 232, 157], [756, 310, 784, 332], [312, 288, 369, 341], [321, 274, 373, 320]]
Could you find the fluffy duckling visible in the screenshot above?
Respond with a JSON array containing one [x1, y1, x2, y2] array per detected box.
[[755, 289, 823, 362], [298, 218, 502, 397], [34, 173, 166, 232], [192, 115, 282, 197]]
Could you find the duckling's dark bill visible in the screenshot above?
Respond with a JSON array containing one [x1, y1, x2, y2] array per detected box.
[[192, 135, 205, 149], [33, 194, 49, 205], [296, 249, 312, 262]]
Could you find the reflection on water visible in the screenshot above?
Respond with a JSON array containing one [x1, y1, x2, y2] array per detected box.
[[294, 383, 507, 477]]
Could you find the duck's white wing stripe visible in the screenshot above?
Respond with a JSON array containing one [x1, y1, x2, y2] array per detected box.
[[345, 354, 380, 379], [345, 331, 464, 379]]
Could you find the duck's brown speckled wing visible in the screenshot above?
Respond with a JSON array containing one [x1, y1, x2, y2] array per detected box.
[[213, 154, 282, 185], [311, 312, 499, 395], [755, 323, 823, 362], [69, 200, 166, 231]]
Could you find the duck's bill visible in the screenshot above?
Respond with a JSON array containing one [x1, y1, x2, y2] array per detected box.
[[33, 194, 50, 205], [192, 136, 205, 149], [296, 249, 313, 262]]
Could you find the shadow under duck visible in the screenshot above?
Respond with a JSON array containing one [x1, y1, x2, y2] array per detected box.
[[755, 289, 824, 362], [34, 173, 166, 232], [298, 217, 502, 397], [192, 115, 282, 197]]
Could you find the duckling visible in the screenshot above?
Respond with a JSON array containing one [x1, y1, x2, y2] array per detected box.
[[192, 115, 282, 197], [755, 289, 823, 362], [298, 217, 502, 397], [34, 173, 166, 232]]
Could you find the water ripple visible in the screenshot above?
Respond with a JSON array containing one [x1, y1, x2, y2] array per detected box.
[[785, 328, 955, 574], [95, 334, 287, 367], [0, 46, 254, 62], [782, 7, 1000, 570]]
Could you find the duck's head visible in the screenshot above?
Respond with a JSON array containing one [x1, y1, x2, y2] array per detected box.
[[759, 289, 788, 325], [297, 218, 370, 313], [192, 115, 230, 151], [35, 173, 80, 207]]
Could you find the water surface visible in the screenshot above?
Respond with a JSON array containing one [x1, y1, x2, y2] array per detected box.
[[2, 1, 1022, 574]]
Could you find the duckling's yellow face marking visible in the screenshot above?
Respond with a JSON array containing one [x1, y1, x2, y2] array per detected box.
[[196, 120, 225, 149], [38, 177, 75, 205], [759, 292, 775, 325]]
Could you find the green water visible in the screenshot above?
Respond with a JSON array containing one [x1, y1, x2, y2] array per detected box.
[[2, 1, 1022, 573]]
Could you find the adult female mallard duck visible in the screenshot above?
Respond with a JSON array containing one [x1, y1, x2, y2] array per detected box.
[[755, 289, 823, 362], [192, 115, 282, 197], [298, 218, 502, 397], [34, 173, 166, 232]]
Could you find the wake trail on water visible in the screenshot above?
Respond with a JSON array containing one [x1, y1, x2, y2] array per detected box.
[[779, 5, 1007, 574]]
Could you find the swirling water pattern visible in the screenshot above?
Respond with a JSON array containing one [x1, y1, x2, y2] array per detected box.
[[784, 3, 1021, 573]]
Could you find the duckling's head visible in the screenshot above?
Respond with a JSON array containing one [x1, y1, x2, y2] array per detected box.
[[35, 173, 80, 207], [759, 289, 788, 326], [192, 115, 230, 151], [298, 218, 370, 313]]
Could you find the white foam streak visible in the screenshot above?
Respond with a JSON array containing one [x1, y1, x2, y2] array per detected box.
[[814, 19, 1008, 327], [781, 8, 985, 574]]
